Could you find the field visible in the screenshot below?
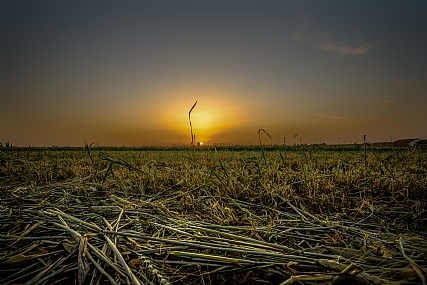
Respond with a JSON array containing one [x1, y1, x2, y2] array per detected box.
[[0, 145, 426, 285]]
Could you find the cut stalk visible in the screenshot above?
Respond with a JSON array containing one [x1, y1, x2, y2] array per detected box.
[[189, 101, 198, 148]]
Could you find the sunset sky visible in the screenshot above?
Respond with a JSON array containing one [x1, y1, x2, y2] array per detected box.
[[1, 1, 427, 146]]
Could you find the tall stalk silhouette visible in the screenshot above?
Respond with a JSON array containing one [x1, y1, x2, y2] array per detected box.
[[189, 101, 198, 147], [258, 128, 272, 164]]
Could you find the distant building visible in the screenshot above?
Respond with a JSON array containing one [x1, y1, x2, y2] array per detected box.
[[370, 138, 427, 148], [412, 139, 427, 147], [392, 138, 419, 147]]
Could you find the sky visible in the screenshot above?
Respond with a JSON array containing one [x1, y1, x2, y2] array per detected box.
[[1, 0, 427, 147]]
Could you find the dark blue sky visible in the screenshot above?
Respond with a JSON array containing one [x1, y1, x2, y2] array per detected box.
[[1, 0, 426, 146]]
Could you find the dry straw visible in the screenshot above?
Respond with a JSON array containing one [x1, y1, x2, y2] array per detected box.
[[0, 146, 426, 284]]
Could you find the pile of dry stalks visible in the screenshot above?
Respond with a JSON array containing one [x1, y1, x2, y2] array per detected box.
[[0, 148, 426, 284]]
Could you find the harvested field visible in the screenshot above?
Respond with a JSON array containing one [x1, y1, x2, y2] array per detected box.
[[1, 146, 426, 284]]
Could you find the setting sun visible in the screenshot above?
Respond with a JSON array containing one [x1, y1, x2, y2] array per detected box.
[[160, 92, 243, 144]]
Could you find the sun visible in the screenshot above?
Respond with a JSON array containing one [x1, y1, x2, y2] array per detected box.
[[161, 93, 241, 144]]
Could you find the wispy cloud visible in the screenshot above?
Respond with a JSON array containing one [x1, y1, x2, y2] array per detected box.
[[292, 20, 315, 42], [318, 42, 374, 56], [293, 22, 374, 56], [316, 114, 354, 120]]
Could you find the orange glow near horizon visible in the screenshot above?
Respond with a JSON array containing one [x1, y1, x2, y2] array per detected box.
[[161, 95, 242, 144]]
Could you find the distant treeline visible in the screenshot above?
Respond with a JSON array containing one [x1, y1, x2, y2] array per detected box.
[[0, 142, 13, 147], [1, 144, 423, 152]]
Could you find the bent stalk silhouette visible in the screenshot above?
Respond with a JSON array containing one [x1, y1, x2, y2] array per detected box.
[[258, 128, 272, 164], [189, 100, 198, 147]]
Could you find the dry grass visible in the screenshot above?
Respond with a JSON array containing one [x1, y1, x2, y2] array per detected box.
[[0, 146, 426, 284]]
